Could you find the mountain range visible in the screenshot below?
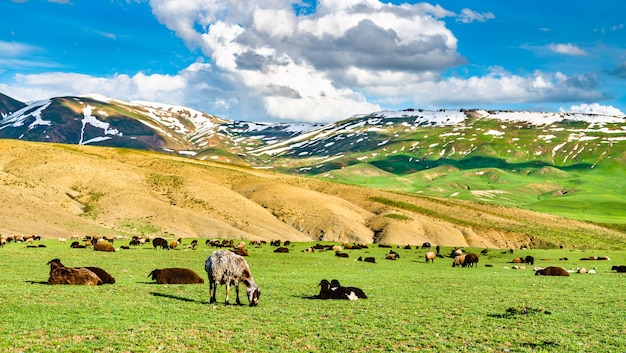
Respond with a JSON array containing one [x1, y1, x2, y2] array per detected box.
[[1, 92, 625, 227]]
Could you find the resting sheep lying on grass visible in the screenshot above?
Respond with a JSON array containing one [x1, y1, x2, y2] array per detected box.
[[47, 259, 102, 285], [205, 250, 260, 306], [306, 279, 367, 300], [148, 268, 205, 284], [534, 266, 569, 276]]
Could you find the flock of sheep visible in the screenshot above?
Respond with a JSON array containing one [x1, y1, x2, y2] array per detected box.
[[4, 235, 625, 307]]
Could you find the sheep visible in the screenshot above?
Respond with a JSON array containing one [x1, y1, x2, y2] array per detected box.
[[611, 265, 626, 273], [450, 248, 462, 258], [169, 238, 182, 249], [452, 254, 466, 267], [358, 256, 376, 263], [274, 247, 289, 253], [205, 250, 260, 306], [330, 279, 367, 299], [148, 268, 205, 284], [421, 242, 431, 249], [48, 259, 115, 284], [525, 255, 535, 266], [309, 279, 361, 300], [302, 247, 315, 253], [94, 242, 115, 252], [535, 266, 570, 276], [463, 253, 479, 268], [152, 237, 169, 250], [425, 251, 436, 263], [385, 253, 398, 260], [47, 259, 102, 285], [233, 247, 249, 256], [335, 252, 349, 258]]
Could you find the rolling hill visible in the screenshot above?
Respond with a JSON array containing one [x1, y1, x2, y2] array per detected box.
[[1, 92, 625, 228]]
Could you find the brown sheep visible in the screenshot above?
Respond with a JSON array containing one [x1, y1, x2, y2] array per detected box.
[[274, 247, 289, 253], [535, 266, 569, 276], [47, 259, 102, 285], [425, 251, 436, 263], [358, 256, 375, 263], [148, 268, 205, 284], [463, 253, 479, 268], [452, 254, 466, 267], [233, 247, 249, 256], [94, 242, 115, 252]]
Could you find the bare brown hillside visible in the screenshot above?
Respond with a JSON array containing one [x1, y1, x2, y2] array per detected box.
[[1, 140, 624, 248]]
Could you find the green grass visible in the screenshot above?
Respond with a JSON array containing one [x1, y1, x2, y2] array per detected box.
[[1, 239, 625, 352]]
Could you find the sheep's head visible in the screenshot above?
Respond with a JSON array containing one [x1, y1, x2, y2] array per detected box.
[[47, 258, 63, 267], [148, 269, 161, 280], [247, 286, 260, 307]]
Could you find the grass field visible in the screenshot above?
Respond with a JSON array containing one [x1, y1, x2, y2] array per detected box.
[[1, 239, 625, 352]]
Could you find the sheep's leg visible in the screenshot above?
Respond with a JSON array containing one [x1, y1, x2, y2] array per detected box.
[[224, 282, 231, 305], [235, 284, 242, 305], [209, 281, 217, 304]]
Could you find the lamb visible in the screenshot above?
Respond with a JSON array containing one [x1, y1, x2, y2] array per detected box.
[[308, 279, 362, 300], [205, 250, 260, 306], [535, 266, 569, 276], [425, 251, 436, 263], [330, 279, 367, 299], [148, 268, 205, 284], [47, 259, 102, 285]]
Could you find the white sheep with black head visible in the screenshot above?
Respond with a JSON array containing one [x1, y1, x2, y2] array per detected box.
[[205, 250, 260, 306]]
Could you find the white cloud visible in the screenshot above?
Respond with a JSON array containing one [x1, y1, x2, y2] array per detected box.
[[562, 103, 625, 116], [457, 8, 495, 23], [549, 43, 587, 56]]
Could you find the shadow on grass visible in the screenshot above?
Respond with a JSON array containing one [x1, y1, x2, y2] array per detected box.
[[150, 291, 210, 304], [26, 280, 49, 285]]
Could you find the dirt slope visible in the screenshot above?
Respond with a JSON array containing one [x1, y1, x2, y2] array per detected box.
[[0, 140, 623, 248]]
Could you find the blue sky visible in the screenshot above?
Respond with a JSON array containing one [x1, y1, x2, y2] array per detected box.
[[1, 0, 624, 122]]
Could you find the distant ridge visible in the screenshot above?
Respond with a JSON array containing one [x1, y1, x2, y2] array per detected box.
[[1, 92, 625, 224]]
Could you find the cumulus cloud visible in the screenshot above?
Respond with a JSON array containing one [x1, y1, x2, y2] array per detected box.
[[3, 1, 612, 122], [549, 43, 587, 56], [562, 103, 625, 116], [148, 0, 465, 120]]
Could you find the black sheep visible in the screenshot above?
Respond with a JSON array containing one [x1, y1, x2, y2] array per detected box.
[[611, 265, 626, 273], [525, 255, 535, 266], [330, 279, 367, 299], [152, 237, 169, 250]]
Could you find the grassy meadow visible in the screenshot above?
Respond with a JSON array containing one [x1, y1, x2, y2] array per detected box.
[[1, 239, 625, 353]]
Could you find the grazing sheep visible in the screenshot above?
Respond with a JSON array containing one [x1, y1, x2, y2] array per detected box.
[[233, 247, 249, 256], [148, 268, 205, 284], [463, 253, 479, 268], [94, 242, 115, 252], [152, 237, 169, 250], [450, 248, 463, 258], [169, 238, 182, 249], [47, 259, 102, 285], [274, 247, 289, 253], [425, 251, 436, 263], [358, 256, 376, 263], [535, 266, 569, 276], [525, 255, 535, 265], [452, 254, 466, 267], [611, 265, 626, 273], [205, 250, 260, 306]]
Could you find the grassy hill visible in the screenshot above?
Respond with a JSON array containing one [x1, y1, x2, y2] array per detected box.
[[1, 139, 625, 249]]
